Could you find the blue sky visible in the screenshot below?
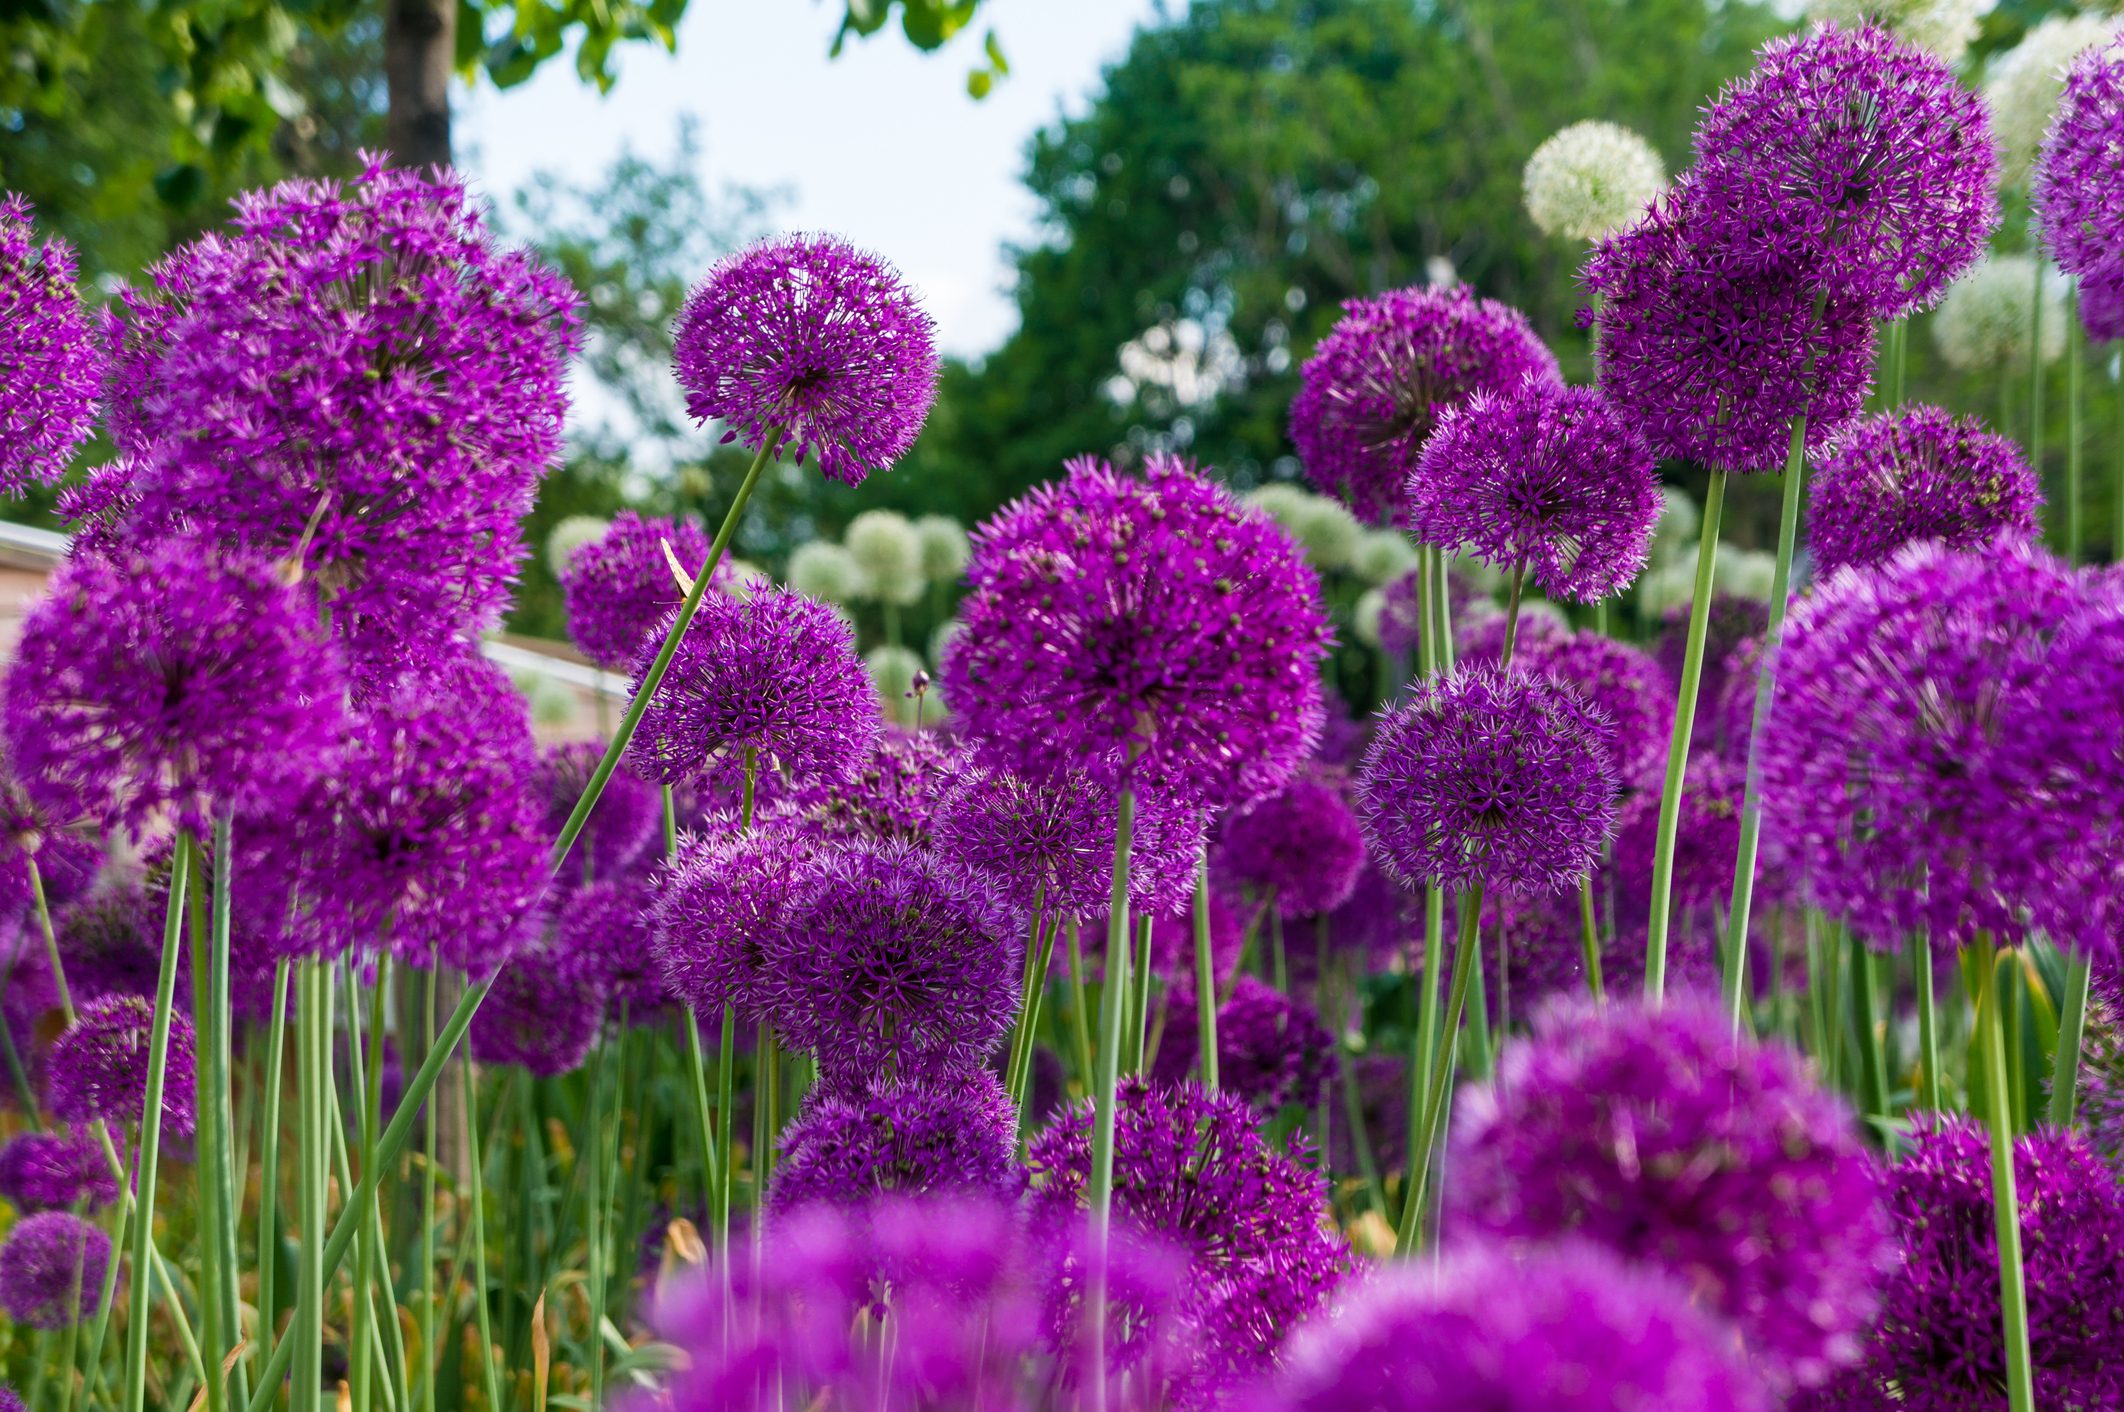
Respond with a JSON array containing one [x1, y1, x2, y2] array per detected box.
[[459, 0, 1170, 357]]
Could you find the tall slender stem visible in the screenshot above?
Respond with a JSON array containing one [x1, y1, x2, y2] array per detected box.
[[1394, 883, 1484, 1256], [1086, 785, 1138, 1412], [2049, 949, 2092, 1126], [1003, 886, 1049, 1117], [462, 1055, 503, 1412], [1577, 877, 1605, 1004], [1913, 930, 1940, 1112], [256, 962, 289, 1375], [121, 831, 191, 1412], [2066, 282, 2083, 561], [1193, 858, 1218, 1092], [1645, 469, 1728, 1002], [2029, 257, 2047, 482], [292, 961, 327, 1412], [586, 1014, 614, 1411], [1850, 933, 1890, 1125], [1065, 919, 1094, 1090], [1979, 944, 2036, 1412], [1724, 422, 1808, 1028], [418, 970, 439, 1412], [1497, 561, 1527, 670], [206, 818, 245, 1408], [186, 877, 228, 1412]]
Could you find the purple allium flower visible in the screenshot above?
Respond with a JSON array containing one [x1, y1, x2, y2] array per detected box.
[[1249, 1240, 1770, 1412], [1807, 406, 2042, 576], [1447, 992, 1892, 1390], [674, 233, 939, 486], [764, 838, 1019, 1090], [1323, 859, 1420, 970], [1357, 669, 1619, 896], [651, 816, 824, 1021], [1586, 187, 1877, 474], [2, 543, 345, 839], [46, 994, 196, 1139], [1026, 1078, 1350, 1398], [1610, 754, 1755, 922], [53, 457, 141, 563], [1376, 562, 1498, 660], [1761, 541, 2084, 953], [629, 585, 880, 790], [1690, 21, 1998, 319], [0, 194, 102, 493], [791, 728, 971, 848], [0, 1130, 119, 1210], [1657, 592, 1769, 710], [1139, 887, 1246, 989], [1812, 1118, 2124, 1411], [771, 1071, 1020, 1214], [946, 455, 1332, 812], [108, 161, 581, 666], [555, 878, 664, 1014], [53, 883, 161, 1007], [1, 1385, 22, 1412], [559, 510, 726, 671], [1215, 772, 1366, 918], [1462, 623, 1674, 791], [1406, 380, 1661, 604], [536, 740, 661, 889], [0, 1212, 110, 1329], [468, 938, 607, 1077], [1150, 976, 1338, 1113], [2035, 36, 2124, 336], [935, 760, 1146, 919], [1290, 285, 1561, 526]]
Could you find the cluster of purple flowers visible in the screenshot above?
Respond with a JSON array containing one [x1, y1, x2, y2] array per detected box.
[[2036, 35, 2124, 341], [0, 195, 102, 494]]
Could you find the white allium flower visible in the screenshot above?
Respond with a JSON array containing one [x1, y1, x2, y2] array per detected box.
[[913, 514, 971, 583], [1352, 529, 1421, 586], [1520, 597, 1569, 632], [507, 667, 580, 730], [1637, 560, 1696, 618], [1522, 121, 1668, 243], [1803, 0, 1985, 65], [1243, 482, 1315, 531], [1290, 494, 1365, 570], [787, 541, 865, 604], [1986, 14, 2114, 186], [545, 515, 612, 578], [1931, 253, 2067, 372], [1648, 487, 1702, 569], [929, 617, 963, 667], [1715, 545, 1779, 603], [845, 509, 925, 606], [865, 645, 934, 727], [1353, 588, 1386, 648]]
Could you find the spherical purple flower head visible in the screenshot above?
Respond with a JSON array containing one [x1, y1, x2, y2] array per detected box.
[[2079, 273, 2124, 342], [1150, 976, 1338, 1113], [1357, 668, 1619, 896], [1407, 380, 1661, 604], [0, 1130, 120, 1210], [54, 882, 161, 1006], [555, 878, 665, 1013], [2036, 37, 2124, 324], [1138, 886, 1245, 988], [108, 161, 581, 666], [0, 195, 102, 493], [1325, 858, 1421, 970], [1290, 285, 1561, 526], [0, 1386, 22, 1412], [1657, 592, 1769, 712], [1612, 753, 1749, 916], [763, 838, 1019, 1090], [1813, 1119, 2124, 1410], [468, 938, 608, 1077], [948, 455, 1331, 811], [1249, 1240, 1769, 1412], [559, 510, 727, 671], [1690, 22, 1997, 319], [0, 1212, 111, 1329], [46, 993, 196, 1140], [935, 758, 1148, 918], [790, 727, 969, 848], [628, 585, 881, 791], [2, 542, 345, 841], [1027, 1078, 1350, 1399], [674, 233, 939, 487], [535, 739, 660, 889], [53, 457, 140, 564], [651, 815, 823, 1020], [1807, 405, 2042, 577], [0, 772, 103, 922], [1761, 541, 2083, 953], [771, 1070, 1019, 1215], [1462, 622, 1674, 791], [1447, 992, 1892, 1390], [1585, 186, 1877, 475], [1215, 773, 1365, 920]]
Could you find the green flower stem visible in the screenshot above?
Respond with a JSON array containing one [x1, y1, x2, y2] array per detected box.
[[1913, 930, 1941, 1112], [121, 829, 193, 1412], [752, 1024, 780, 1212], [1337, 1038, 1387, 1220], [1645, 469, 1728, 1002], [2030, 259, 2047, 479], [1850, 931, 1890, 1126], [1979, 944, 2037, 1412], [1394, 883, 1484, 1256], [206, 819, 245, 1408], [1193, 859, 1218, 1092], [462, 1056, 503, 1412], [1065, 919, 1094, 1091], [1268, 907, 1288, 997], [292, 960, 327, 1412], [1497, 562, 1527, 669], [2114, 359, 2124, 560], [1011, 918, 1060, 1128], [418, 970, 440, 1412], [2049, 949, 2092, 1127], [346, 958, 387, 1412], [255, 961, 289, 1372], [26, 854, 70, 1018], [1125, 913, 1154, 1074], [587, 1014, 614, 1411], [1577, 877, 1605, 1004], [185, 897, 228, 1412], [713, 1004, 736, 1256], [1724, 416, 1808, 1030], [1002, 885, 1049, 1115], [1888, 316, 1909, 406], [2066, 283, 2083, 561], [1086, 785, 1138, 1412]]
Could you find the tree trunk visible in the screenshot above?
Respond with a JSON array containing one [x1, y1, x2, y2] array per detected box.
[[384, 0, 455, 166]]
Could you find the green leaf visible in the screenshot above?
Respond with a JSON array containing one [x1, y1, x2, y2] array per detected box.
[[983, 26, 1006, 74], [966, 67, 992, 99]]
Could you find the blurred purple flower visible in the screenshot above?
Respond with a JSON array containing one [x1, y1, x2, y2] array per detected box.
[[1807, 405, 2041, 577], [1150, 976, 1338, 1113], [1215, 772, 1366, 919], [560, 511, 724, 671], [47, 993, 195, 1140], [0, 194, 102, 493], [0, 1211, 110, 1329], [0, 1130, 119, 1210], [771, 1071, 1020, 1214]]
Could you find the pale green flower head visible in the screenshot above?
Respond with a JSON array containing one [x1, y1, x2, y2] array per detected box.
[[1352, 529, 1421, 586], [865, 644, 939, 727], [1715, 546, 1778, 603], [1637, 559, 1696, 618], [1985, 14, 2113, 187], [1523, 120, 1668, 243], [914, 514, 971, 583], [546, 515, 612, 578], [1353, 587, 1386, 648], [1648, 487, 1702, 569], [929, 618, 963, 668], [845, 509, 925, 606], [1243, 482, 1315, 532], [1290, 494, 1365, 571], [1804, 0, 1984, 65], [787, 541, 866, 604], [1931, 254, 2066, 373]]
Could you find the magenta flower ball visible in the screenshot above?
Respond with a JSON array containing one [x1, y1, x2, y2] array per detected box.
[[2036, 36, 2124, 339], [0, 194, 102, 493], [0, 1211, 110, 1329], [770, 1071, 1020, 1214], [651, 814, 825, 1022], [561, 510, 724, 672], [1806, 405, 2041, 577], [1461, 622, 1674, 791], [1215, 771, 1367, 919], [468, 936, 608, 1078], [0, 1130, 119, 1211], [46, 993, 196, 1140]]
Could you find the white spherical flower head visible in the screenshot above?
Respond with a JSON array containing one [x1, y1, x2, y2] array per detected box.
[[1803, 0, 1984, 65], [1637, 560, 1696, 619], [864, 644, 928, 726], [1243, 481, 1315, 532], [1523, 121, 1668, 242], [913, 514, 970, 583], [844, 509, 924, 606], [787, 541, 865, 604], [1986, 14, 2114, 186], [1353, 587, 1387, 648], [1931, 254, 2067, 372], [545, 515, 612, 578], [1352, 528, 1421, 586], [1290, 493, 1365, 570], [1714, 545, 1778, 603]]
